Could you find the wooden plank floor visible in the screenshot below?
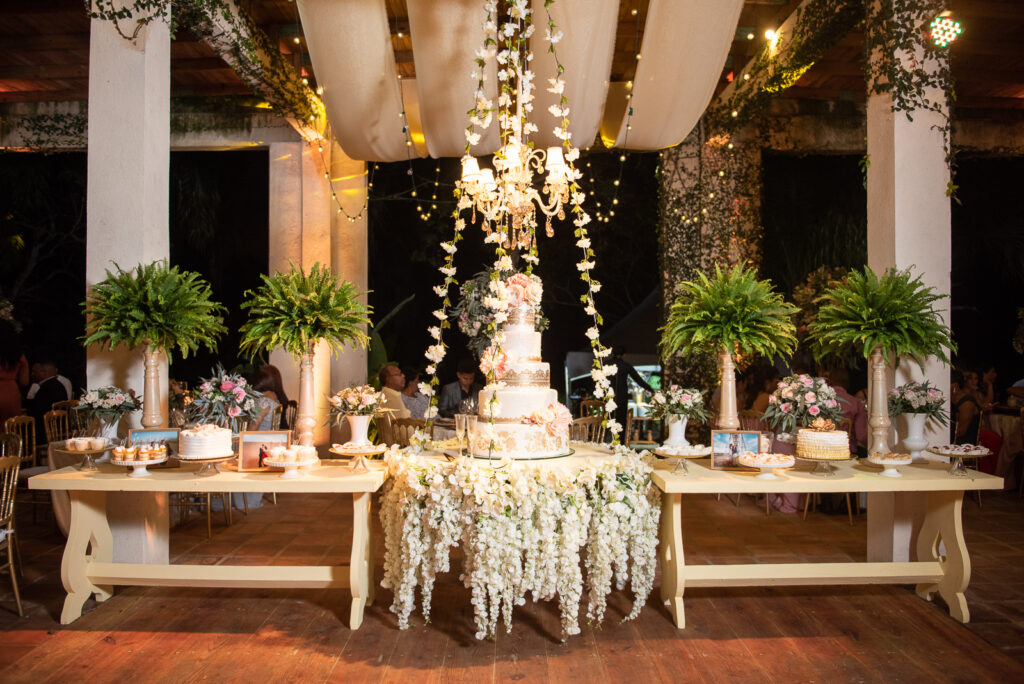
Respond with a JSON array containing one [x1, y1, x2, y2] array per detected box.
[[2, 487, 1023, 682]]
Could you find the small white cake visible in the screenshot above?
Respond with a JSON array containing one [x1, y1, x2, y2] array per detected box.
[[796, 429, 850, 460], [737, 452, 796, 469], [179, 424, 232, 458]]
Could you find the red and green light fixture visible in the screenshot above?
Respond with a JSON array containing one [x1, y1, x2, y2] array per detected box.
[[930, 14, 962, 48]]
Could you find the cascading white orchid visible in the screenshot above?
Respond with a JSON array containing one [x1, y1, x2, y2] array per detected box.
[[379, 446, 660, 640], [420, 218, 467, 422]]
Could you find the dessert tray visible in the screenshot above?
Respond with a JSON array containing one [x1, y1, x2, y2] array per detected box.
[[262, 455, 319, 479], [110, 453, 168, 477], [867, 452, 913, 478], [927, 444, 991, 476], [653, 444, 712, 459], [330, 443, 388, 456], [176, 451, 235, 477], [737, 452, 795, 479], [58, 441, 113, 471]]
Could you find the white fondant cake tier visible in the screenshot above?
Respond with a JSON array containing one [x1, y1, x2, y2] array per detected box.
[[478, 387, 558, 420], [502, 327, 541, 360], [469, 422, 569, 459], [179, 424, 232, 458], [504, 360, 550, 386]]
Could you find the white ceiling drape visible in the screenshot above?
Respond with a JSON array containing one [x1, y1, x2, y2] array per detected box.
[[602, 0, 744, 149], [298, 0, 744, 161], [296, 0, 424, 161]]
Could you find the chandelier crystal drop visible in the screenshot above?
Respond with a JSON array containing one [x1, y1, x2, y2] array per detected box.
[[457, 0, 583, 249]]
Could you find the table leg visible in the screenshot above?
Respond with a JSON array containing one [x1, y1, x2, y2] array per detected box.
[[915, 491, 970, 622], [349, 491, 373, 629], [60, 491, 114, 624], [659, 491, 686, 628]]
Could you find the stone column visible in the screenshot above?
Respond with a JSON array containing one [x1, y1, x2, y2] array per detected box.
[[329, 140, 368, 443], [85, 4, 170, 564], [267, 141, 333, 445], [85, 5, 170, 420], [865, 1, 951, 562]]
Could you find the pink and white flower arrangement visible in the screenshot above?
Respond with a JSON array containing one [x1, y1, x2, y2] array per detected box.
[[478, 344, 510, 380], [888, 380, 949, 425], [762, 373, 842, 434], [647, 385, 709, 422], [329, 384, 386, 419], [188, 366, 262, 432], [75, 385, 141, 424], [524, 402, 573, 436], [504, 272, 543, 308]]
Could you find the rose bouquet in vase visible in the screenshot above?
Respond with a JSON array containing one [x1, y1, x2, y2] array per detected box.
[[888, 380, 948, 459], [648, 386, 708, 447], [329, 385, 385, 449], [761, 374, 844, 452], [75, 386, 141, 439], [187, 366, 263, 434]]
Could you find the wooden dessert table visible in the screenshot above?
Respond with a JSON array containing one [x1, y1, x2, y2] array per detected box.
[[652, 458, 1003, 629], [29, 460, 386, 627]]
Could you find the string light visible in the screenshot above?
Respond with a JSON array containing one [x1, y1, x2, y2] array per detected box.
[[930, 15, 962, 48]]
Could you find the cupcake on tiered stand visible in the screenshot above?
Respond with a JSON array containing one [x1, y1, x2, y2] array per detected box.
[[328, 385, 387, 472]]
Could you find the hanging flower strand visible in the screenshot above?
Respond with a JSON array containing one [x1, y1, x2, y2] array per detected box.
[[540, 1, 619, 438], [422, 216, 467, 424]]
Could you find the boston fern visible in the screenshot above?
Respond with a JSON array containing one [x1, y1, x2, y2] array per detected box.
[[661, 263, 798, 360], [808, 266, 955, 368], [239, 262, 372, 360], [82, 261, 226, 358]]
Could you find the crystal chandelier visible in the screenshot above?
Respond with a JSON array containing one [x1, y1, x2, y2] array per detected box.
[[457, 1, 578, 249]]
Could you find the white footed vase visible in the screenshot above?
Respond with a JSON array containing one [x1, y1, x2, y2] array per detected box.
[[345, 414, 372, 446], [900, 412, 929, 462], [663, 415, 689, 447]]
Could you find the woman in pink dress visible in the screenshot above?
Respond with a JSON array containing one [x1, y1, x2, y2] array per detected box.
[[0, 321, 30, 425]]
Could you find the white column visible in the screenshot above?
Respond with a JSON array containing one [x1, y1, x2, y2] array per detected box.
[[865, 4, 950, 560], [267, 141, 333, 445], [85, 6, 170, 424], [329, 140, 369, 443]]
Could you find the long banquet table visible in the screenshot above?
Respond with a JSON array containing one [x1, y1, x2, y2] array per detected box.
[[29, 460, 386, 627], [652, 458, 1003, 629]]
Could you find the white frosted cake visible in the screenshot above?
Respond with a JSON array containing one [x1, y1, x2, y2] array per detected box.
[[179, 423, 232, 459], [796, 428, 850, 461], [471, 275, 571, 459]]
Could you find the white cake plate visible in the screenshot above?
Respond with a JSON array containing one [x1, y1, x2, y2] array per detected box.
[[262, 457, 319, 479], [654, 446, 711, 475], [926, 446, 990, 477], [110, 455, 167, 477], [867, 453, 912, 478], [176, 452, 235, 477], [330, 443, 387, 473]]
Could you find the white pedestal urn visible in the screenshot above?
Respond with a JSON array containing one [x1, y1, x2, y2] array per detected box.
[[900, 413, 929, 462], [717, 348, 740, 430], [663, 415, 689, 447], [141, 344, 164, 428], [345, 414, 372, 446], [295, 345, 318, 447], [867, 346, 891, 456]]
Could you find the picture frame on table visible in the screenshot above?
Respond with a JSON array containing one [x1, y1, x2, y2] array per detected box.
[[237, 430, 290, 472], [711, 429, 761, 469], [128, 428, 180, 456]]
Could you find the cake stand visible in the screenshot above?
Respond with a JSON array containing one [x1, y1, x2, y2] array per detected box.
[[176, 452, 235, 477], [262, 455, 319, 479], [867, 453, 912, 478], [796, 454, 853, 477], [330, 443, 387, 473], [57, 446, 111, 472], [927, 445, 991, 477], [653, 445, 711, 475], [110, 454, 168, 477], [737, 454, 795, 480]]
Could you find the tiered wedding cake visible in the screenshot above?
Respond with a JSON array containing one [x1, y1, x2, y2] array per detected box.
[[470, 274, 571, 459]]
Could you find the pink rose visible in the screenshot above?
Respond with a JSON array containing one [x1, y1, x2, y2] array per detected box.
[[808, 405, 820, 416], [546, 403, 573, 436], [781, 404, 791, 413], [768, 395, 777, 404], [201, 382, 212, 393], [801, 376, 813, 388], [220, 381, 235, 392], [680, 394, 691, 403], [777, 381, 786, 389], [360, 393, 375, 406], [826, 399, 838, 409], [228, 406, 241, 417], [805, 392, 816, 403], [233, 388, 246, 401]]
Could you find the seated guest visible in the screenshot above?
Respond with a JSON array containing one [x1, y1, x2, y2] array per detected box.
[[746, 364, 780, 414], [26, 358, 73, 402], [438, 358, 482, 418], [401, 366, 429, 419], [829, 366, 868, 456], [378, 364, 411, 419], [247, 368, 281, 432], [27, 358, 72, 444], [258, 364, 290, 429]]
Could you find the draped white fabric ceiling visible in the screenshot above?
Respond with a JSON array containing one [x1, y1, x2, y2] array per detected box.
[[297, 0, 744, 162]]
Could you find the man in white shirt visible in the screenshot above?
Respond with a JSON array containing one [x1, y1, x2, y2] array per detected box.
[[378, 364, 411, 419], [26, 360, 72, 401]]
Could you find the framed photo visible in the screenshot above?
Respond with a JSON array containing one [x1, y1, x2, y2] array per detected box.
[[711, 430, 761, 469], [237, 430, 290, 472], [129, 428, 180, 455]]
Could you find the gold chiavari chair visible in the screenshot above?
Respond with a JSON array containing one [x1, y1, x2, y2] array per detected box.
[[4, 416, 36, 468], [578, 399, 604, 418], [394, 418, 431, 447], [43, 409, 73, 445], [625, 409, 659, 449], [570, 416, 606, 444], [0, 454, 22, 616]]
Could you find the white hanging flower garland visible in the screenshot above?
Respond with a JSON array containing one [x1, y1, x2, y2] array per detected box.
[[379, 446, 661, 640]]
